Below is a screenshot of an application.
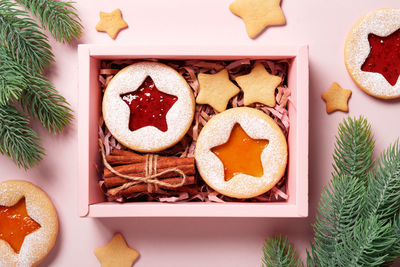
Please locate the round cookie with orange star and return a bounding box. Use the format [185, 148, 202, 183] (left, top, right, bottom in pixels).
[0, 180, 58, 267]
[102, 61, 195, 153]
[195, 107, 287, 199]
[345, 8, 400, 99]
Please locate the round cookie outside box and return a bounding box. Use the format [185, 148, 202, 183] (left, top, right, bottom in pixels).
[345, 8, 400, 99]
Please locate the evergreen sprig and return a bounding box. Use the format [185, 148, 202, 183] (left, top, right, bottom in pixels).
[262, 236, 302, 267]
[0, 46, 72, 133]
[362, 142, 400, 220]
[0, 0, 82, 168]
[263, 117, 400, 266]
[333, 116, 375, 181]
[21, 73, 72, 133]
[0, 58, 26, 105]
[16, 0, 82, 43]
[0, 104, 44, 169]
[311, 174, 365, 266]
[337, 217, 397, 266]
[0, 0, 53, 72]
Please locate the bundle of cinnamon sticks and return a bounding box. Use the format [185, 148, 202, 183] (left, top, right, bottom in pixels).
[103, 149, 198, 201]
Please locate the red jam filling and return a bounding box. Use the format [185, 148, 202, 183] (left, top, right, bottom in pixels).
[0, 198, 41, 253]
[120, 76, 178, 132]
[361, 28, 400, 86]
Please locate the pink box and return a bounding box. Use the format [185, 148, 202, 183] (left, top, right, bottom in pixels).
[78, 44, 309, 217]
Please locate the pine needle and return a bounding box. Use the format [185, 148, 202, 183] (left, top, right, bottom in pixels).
[362, 141, 400, 220]
[263, 236, 303, 267]
[0, 46, 72, 134]
[0, 104, 44, 169]
[16, 0, 83, 43]
[337, 216, 397, 266]
[21, 73, 73, 134]
[311, 174, 365, 266]
[0, 0, 54, 72]
[0, 59, 26, 105]
[333, 116, 375, 181]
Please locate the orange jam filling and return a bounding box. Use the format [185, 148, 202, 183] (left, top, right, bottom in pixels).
[211, 124, 269, 181]
[0, 198, 41, 253]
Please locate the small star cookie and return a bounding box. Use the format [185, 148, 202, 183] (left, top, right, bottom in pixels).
[229, 0, 286, 38]
[234, 63, 281, 107]
[196, 69, 240, 112]
[96, 9, 128, 39]
[94, 233, 139, 267]
[321, 82, 352, 114]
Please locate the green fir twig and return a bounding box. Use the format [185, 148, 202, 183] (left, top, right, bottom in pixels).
[262, 236, 302, 267]
[16, 0, 82, 43]
[0, 0, 81, 168]
[362, 141, 400, 220]
[0, 104, 44, 169]
[333, 116, 375, 181]
[0, 47, 72, 134]
[0, 58, 26, 105]
[0, 0, 53, 72]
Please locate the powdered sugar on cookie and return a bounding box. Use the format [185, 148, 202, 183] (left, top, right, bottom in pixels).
[195, 108, 287, 199]
[103, 62, 195, 152]
[0, 180, 58, 267]
[345, 8, 400, 98]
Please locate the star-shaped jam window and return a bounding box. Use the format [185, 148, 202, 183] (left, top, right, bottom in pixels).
[0, 198, 41, 253]
[361, 28, 400, 86]
[211, 123, 269, 181]
[120, 76, 178, 132]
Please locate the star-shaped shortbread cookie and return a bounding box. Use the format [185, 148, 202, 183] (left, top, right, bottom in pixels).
[235, 63, 281, 107]
[94, 233, 139, 267]
[96, 9, 128, 39]
[229, 0, 286, 38]
[321, 82, 352, 114]
[196, 69, 240, 112]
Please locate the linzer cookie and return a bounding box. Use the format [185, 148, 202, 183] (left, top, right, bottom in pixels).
[0, 180, 58, 267]
[103, 62, 195, 152]
[195, 107, 287, 199]
[345, 8, 400, 99]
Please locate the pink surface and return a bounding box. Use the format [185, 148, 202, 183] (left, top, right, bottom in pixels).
[1, 0, 400, 266]
[78, 44, 308, 218]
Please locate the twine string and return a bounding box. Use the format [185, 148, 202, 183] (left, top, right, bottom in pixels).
[99, 139, 187, 194]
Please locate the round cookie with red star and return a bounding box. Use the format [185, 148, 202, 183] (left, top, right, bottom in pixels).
[345, 8, 400, 99]
[103, 62, 195, 152]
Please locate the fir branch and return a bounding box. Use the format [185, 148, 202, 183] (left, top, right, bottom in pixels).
[0, 57, 26, 105]
[336, 217, 397, 267]
[0, 46, 72, 133]
[311, 174, 365, 266]
[333, 116, 375, 180]
[393, 213, 400, 258]
[16, 0, 83, 43]
[0, 0, 53, 72]
[263, 236, 303, 267]
[20, 73, 73, 133]
[0, 104, 44, 169]
[362, 142, 400, 220]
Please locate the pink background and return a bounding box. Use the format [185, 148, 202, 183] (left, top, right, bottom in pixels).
[1, 0, 400, 266]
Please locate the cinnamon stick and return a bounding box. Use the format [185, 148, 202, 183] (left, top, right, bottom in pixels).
[107, 181, 198, 200]
[104, 158, 195, 178]
[104, 175, 196, 189]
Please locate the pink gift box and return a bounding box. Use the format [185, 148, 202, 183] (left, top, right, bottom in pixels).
[78, 44, 309, 217]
